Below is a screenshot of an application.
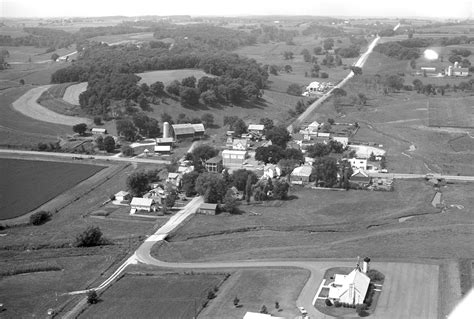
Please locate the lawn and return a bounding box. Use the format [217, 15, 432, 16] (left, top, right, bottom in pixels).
[79, 273, 226, 319]
[200, 268, 310, 319]
[0, 158, 104, 220]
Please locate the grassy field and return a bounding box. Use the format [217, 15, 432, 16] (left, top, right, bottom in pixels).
[89, 32, 156, 44]
[150, 180, 469, 263]
[428, 96, 474, 128]
[137, 69, 210, 86]
[0, 251, 123, 319]
[37, 83, 86, 116]
[79, 273, 226, 319]
[200, 268, 309, 319]
[0, 158, 104, 220]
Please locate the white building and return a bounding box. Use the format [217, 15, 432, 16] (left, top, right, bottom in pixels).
[232, 138, 249, 150]
[91, 128, 107, 134]
[114, 191, 131, 202]
[333, 136, 349, 147]
[348, 158, 367, 170]
[222, 149, 247, 168]
[130, 197, 156, 214]
[328, 262, 371, 305]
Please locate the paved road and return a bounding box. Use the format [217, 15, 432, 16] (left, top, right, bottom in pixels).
[368, 172, 474, 182]
[287, 35, 381, 133]
[11, 85, 93, 126]
[0, 149, 171, 165]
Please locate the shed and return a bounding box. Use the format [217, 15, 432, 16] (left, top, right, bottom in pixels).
[156, 137, 174, 146]
[290, 165, 314, 184]
[115, 191, 131, 202]
[91, 128, 107, 134]
[248, 124, 264, 132]
[154, 145, 172, 154]
[198, 203, 218, 215]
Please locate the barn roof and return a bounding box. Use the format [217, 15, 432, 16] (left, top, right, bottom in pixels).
[291, 165, 313, 177]
[192, 123, 205, 132]
[130, 197, 154, 207]
[248, 124, 264, 131]
[172, 123, 195, 135]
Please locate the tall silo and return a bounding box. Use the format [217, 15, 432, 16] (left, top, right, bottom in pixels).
[163, 122, 170, 138]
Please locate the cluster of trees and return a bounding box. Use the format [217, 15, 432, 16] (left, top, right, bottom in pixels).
[302, 24, 346, 37]
[153, 24, 256, 51]
[306, 140, 345, 158]
[116, 113, 160, 142]
[373, 41, 420, 60]
[251, 24, 299, 44]
[255, 145, 303, 165]
[335, 45, 360, 58]
[0, 28, 75, 49]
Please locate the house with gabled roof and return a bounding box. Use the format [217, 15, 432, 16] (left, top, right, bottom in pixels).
[350, 169, 371, 187]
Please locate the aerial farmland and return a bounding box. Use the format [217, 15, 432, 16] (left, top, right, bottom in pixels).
[0, 2, 473, 319]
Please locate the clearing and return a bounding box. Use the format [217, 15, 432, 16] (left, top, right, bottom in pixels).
[0, 158, 104, 220]
[78, 273, 226, 319]
[200, 268, 309, 319]
[428, 96, 474, 128]
[137, 69, 211, 86]
[62, 82, 88, 106]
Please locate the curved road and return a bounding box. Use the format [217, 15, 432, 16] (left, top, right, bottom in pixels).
[12, 85, 92, 126]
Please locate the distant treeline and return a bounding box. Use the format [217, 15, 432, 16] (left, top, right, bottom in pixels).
[374, 36, 474, 60]
[302, 24, 346, 37]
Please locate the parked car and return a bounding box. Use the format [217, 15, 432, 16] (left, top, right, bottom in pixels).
[298, 306, 307, 315]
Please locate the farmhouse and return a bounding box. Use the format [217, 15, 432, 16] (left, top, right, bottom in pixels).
[114, 191, 131, 202]
[348, 158, 367, 170]
[263, 164, 281, 179]
[91, 128, 107, 134]
[454, 67, 469, 77]
[248, 124, 265, 138]
[205, 156, 223, 173]
[130, 197, 156, 214]
[232, 138, 249, 150]
[333, 136, 349, 147]
[308, 121, 322, 133]
[351, 170, 371, 187]
[222, 149, 247, 168]
[167, 172, 181, 187]
[198, 203, 218, 215]
[328, 264, 371, 305]
[290, 165, 313, 184]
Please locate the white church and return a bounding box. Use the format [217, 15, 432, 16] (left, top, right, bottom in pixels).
[328, 257, 371, 305]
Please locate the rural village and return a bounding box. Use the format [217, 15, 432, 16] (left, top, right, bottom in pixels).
[0, 3, 473, 319]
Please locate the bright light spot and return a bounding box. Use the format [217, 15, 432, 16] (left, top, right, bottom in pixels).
[424, 49, 439, 60]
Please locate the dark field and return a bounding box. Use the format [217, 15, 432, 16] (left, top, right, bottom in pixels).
[0, 158, 103, 220]
[79, 273, 225, 319]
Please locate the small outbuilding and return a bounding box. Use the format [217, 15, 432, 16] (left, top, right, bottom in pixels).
[290, 165, 314, 184]
[350, 170, 371, 187]
[154, 145, 172, 154]
[198, 203, 218, 215]
[91, 128, 107, 135]
[115, 191, 131, 202]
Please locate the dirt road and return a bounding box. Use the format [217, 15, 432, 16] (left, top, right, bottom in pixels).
[12, 85, 92, 126]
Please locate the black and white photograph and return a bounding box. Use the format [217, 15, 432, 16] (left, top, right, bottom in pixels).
[0, 0, 473, 318]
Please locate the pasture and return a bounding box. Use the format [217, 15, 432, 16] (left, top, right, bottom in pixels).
[79, 273, 226, 319]
[428, 96, 474, 128]
[0, 158, 103, 220]
[201, 269, 309, 319]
